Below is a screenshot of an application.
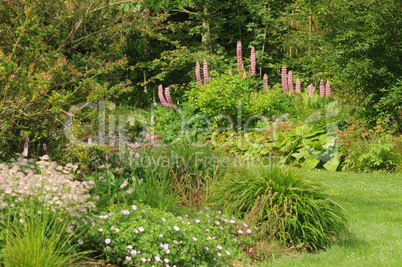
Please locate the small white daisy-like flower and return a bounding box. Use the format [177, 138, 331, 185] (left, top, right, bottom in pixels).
[174, 226, 180, 231]
[192, 237, 197, 241]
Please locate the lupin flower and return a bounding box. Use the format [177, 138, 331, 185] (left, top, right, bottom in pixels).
[203, 59, 209, 85]
[43, 143, 47, 151]
[319, 80, 325, 97]
[288, 71, 294, 95]
[326, 81, 331, 97]
[164, 87, 177, 111]
[195, 61, 202, 86]
[23, 141, 28, 157]
[237, 41, 243, 74]
[158, 85, 169, 108]
[250, 47, 256, 76]
[295, 79, 301, 93]
[281, 66, 288, 93]
[242, 72, 247, 79]
[263, 74, 268, 90]
[308, 84, 314, 98]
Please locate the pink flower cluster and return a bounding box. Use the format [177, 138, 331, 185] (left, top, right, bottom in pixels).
[158, 85, 177, 111]
[0, 156, 96, 219]
[250, 47, 256, 76]
[237, 41, 243, 74]
[281, 66, 288, 93]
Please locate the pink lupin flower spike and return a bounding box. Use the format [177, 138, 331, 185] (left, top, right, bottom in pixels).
[203, 59, 209, 85]
[237, 41, 243, 74]
[164, 87, 177, 111]
[319, 80, 325, 97]
[263, 74, 268, 90]
[195, 61, 202, 87]
[295, 79, 301, 93]
[23, 141, 28, 157]
[158, 84, 169, 108]
[281, 66, 288, 93]
[325, 81, 331, 97]
[288, 71, 294, 95]
[250, 47, 256, 76]
[308, 84, 314, 98]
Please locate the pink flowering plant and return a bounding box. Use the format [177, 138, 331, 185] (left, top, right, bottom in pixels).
[83, 203, 253, 266]
[0, 155, 96, 222]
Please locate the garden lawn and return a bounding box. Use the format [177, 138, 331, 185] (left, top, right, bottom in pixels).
[262, 170, 401, 267]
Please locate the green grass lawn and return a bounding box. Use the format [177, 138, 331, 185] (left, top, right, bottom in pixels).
[260, 170, 402, 267]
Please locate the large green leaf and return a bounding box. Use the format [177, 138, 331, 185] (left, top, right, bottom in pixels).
[323, 157, 340, 171]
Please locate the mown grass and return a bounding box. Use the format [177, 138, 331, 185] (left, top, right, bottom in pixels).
[259, 170, 401, 266]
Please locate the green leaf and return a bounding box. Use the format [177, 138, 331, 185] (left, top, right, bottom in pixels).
[323, 157, 340, 172]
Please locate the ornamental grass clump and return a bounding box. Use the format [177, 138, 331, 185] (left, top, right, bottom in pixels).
[215, 164, 348, 251]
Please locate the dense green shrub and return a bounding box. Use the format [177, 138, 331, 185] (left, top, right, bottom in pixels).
[186, 73, 290, 129]
[214, 164, 348, 251]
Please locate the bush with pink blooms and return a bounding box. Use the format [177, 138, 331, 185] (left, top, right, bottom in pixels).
[0, 155, 96, 223]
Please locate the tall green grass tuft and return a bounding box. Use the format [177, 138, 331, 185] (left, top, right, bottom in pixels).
[1, 203, 86, 267]
[215, 164, 348, 251]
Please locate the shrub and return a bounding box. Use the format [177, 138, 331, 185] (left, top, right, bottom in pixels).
[214, 164, 348, 251]
[0, 155, 96, 220]
[186, 73, 289, 128]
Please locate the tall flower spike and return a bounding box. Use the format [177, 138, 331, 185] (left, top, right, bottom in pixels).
[288, 71, 294, 95]
[295, 79, 301, 93]
[308, 84, 314, 98]
[203, 59, 209, 85]
[263, 74, 268, 90]
[237, 41, 243, 75]
[250, 47, 256, 76]
[164, 87, 177, 111]
[281, 66, 288, 93]
[23, 141, 28, 157]
[195, 61, 202, 87]
[319, 80, 325, 97]
[158, 84, 169, 108]
[325, 81, 331, 97]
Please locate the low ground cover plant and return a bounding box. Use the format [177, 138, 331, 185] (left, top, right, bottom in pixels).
[82, 203, 249, 266]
